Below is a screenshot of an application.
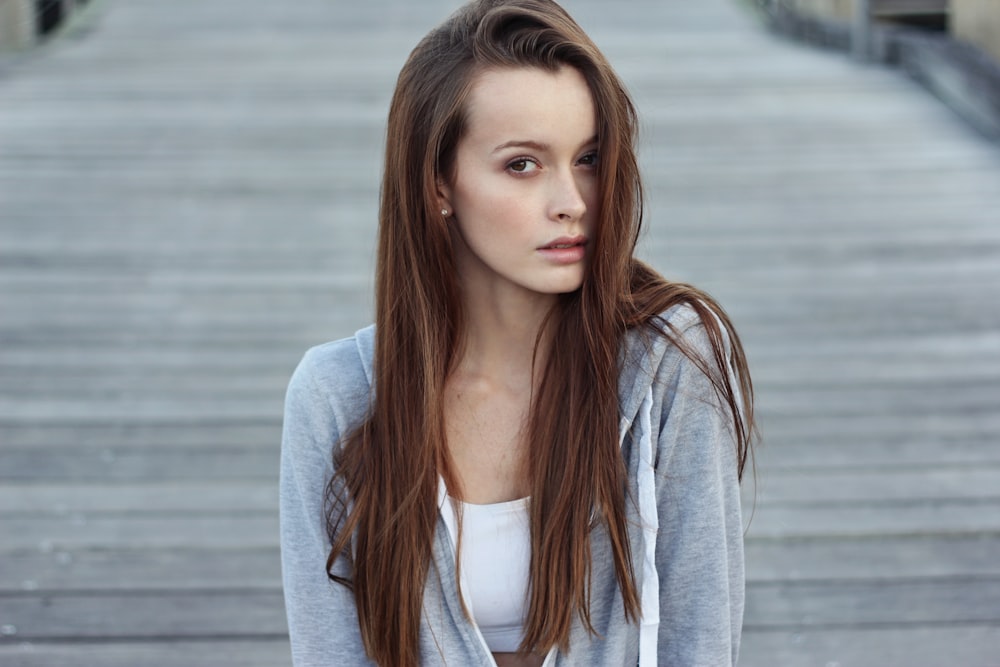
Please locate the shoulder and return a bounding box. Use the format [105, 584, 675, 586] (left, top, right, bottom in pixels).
[621, 303, 716, 374]
[293, 325, 374, 391]
[284, 325, 375, 436]
[619, 303, 732, 416]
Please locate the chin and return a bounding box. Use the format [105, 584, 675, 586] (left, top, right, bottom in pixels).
[548, 280, 585, 295]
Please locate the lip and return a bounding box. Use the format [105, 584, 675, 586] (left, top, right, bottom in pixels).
[538, 235, 588, 250]
[537, 235, 588, 264]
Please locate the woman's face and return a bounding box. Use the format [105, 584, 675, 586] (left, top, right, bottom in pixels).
[440, 65, 599, 308]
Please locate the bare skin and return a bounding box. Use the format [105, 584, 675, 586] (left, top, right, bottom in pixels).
[442, 304, 546, 667]
[439, 65, 597, 667]
[493, 652, 546, 667]
[443, 278, 546, 667]
[440, 65, 596, 506]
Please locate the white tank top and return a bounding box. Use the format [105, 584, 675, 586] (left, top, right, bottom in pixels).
[442, 495, 531, 653]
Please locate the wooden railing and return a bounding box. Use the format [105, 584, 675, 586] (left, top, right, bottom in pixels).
[872, 0, 949, 16]
[853, 0, 950, 60]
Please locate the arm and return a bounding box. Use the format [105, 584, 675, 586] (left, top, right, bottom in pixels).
[653, 322, 745, 666]
[279, 347, 373, 666]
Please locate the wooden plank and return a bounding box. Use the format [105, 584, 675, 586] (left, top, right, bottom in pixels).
[757, 385, 1000, 416]
[750, 438, 1000, 470]
[0, 548, 281, 592]
[750, 467, 1000, 503]
[0, 446, 280, 481]
[0, 424, 278, 448]
[1, 0, 999, 663]
[0, 516, 278, 550]
[754, 414, 1000, 443]
[0, 404, 283, 422]
[745, 501, 1000, 539]
[745, 578, 1000, 627]
[0, 591, 287, 640]
[872, 0, 949, 17]
[0, 640, 292, 667]
[0, 482, 278, 513]
[745, 535, 1000, 581]
[741, 625, 1000, 667]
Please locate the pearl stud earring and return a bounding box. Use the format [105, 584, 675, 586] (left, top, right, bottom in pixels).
[441, 209, 449, 216]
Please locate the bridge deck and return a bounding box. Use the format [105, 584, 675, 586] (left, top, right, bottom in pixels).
[1, 0, 998, 664]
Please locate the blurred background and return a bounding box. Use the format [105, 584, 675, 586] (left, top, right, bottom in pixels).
[1, 0, 999, 665]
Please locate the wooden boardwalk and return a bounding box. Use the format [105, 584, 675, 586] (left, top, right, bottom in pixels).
[1, 0, 998, 665]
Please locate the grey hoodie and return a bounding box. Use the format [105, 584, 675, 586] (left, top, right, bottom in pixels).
[280, 305, 744, 666]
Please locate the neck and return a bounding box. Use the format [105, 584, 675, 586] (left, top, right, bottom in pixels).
[455, 290, 557, 387]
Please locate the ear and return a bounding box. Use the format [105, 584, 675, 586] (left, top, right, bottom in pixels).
[436, 176, 454, 217]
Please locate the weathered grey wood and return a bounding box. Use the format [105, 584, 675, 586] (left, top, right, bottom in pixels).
[746, 535, 1000, 581]
[745, 578, 1000, 627]
[854, 0, 873, 60]
[745, 501, 1000, 539]
[0, 482, 278, 512]
[0, 548, 281, 592]
[1, 515, 278, 550]
[872, 0, 949, 16]
[0, 591, 287, 639]
[1, 0, 999, 663]
[0, 640, 292, 667]
[0, 424, 277, 448]
[0, 446, 280, 480]
[0, 0, 36, 50]
[741, 625, 1000, 667]
[750, 467, 1000, 503]
[751, 439, 1000, 469]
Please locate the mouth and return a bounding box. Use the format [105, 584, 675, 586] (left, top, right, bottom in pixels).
[537, 235, 589, 265]
[539, 236, 588, 250]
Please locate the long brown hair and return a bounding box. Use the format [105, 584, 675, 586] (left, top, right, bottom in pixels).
[325, 1, 754, 664]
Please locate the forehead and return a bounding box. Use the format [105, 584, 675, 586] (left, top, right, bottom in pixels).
[462, 66, 596, 147]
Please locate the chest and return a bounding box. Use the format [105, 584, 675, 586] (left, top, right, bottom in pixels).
[443, 381, 531, 504]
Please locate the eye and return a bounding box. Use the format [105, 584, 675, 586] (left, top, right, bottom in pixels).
[507, 158, 539, 174]
[577, 151, 599, 168]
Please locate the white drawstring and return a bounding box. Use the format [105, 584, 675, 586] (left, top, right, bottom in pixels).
[622, 387, 659, 666]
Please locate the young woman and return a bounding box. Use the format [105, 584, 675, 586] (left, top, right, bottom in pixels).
[280, 1, 754, 665]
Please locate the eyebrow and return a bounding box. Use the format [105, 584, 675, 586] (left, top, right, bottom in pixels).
[491, 135, 598, 154]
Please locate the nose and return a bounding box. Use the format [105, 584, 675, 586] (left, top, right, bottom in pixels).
[548, 169, 587, 223]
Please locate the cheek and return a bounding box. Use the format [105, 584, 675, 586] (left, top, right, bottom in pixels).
[452, 172, 496, 215]
[454, 175, 525, 222]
